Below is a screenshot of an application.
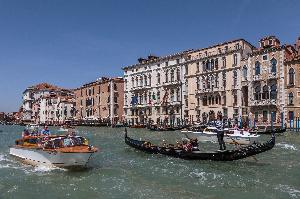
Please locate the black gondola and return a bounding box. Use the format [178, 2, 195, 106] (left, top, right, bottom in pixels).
[250, 126, 286, 134]
[124, 130, 275, 161]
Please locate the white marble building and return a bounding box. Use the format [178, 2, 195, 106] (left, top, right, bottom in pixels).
[123, 52, 191, 126]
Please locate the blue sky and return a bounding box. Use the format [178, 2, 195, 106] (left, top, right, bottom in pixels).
[0, 0, 299, 112]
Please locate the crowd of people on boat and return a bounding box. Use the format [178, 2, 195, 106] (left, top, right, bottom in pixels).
[142, 138, 199, 152]
[20, 125, 89, 149]
[22, 126, 51, 137]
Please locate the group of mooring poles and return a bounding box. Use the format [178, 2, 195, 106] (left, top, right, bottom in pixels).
[289, 117, 300, 132]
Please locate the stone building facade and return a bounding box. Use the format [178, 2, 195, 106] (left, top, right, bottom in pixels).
[186, 39, 254, 123]
[246, 36, 286, 124]
[284, 38, 300, 123]
[123, 53, 190, 126]
[74, 77, 124, 125]
[21, 83, 75, 124]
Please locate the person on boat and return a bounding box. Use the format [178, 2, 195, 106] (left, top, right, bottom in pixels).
[176, 141, 183, 149]
[22, 129, 30, 137]
[161, 140, 167, 147]
[191, 138, 199, 151]
[217, 129, 226, 150]
[41, 126, 51, 136]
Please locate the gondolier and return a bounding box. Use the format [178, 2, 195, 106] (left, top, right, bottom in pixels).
[217, 129, 226, 150]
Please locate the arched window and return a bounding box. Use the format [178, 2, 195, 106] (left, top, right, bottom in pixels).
[157, 91, 160, 103]
[148, 74, 151, 86]
[131, 77, 134, 87]
[289, 68, 295, 85]
[135, 77, 138, 87]
[176, 68, 180, 81]
[171, 89, 175, 102]
[233, 70, 237, 86]
[215, 58, 218, 70]
[196, 77, 200, 90]
[288, 92, 294, 105]
[233, 54, 238, 65]
[170, 69, 175, 82]
[176, 88, 180, 101]
[270, 58, 277, 73]
[144, 74, 147, 86]
[165, 70, 169, 82]
[255, 61, 260, 75]
[222, 57, 226, 68]
[254, 85, 261, 100]
[270, 84, 277, 100]
[242, 65, 248, 80]
[203, 96, 207, 106]
[211, 59, 214, 70]
[202, 61, 206, 72]
[206, 61, 210, 71]
[139, 76, 143, 87]
[157, 72, 160, 84]
[262, 85, 269, 99]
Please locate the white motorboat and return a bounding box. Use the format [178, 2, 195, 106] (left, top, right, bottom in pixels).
[9, 134, 98, 168]
[183, 126, 260, 145]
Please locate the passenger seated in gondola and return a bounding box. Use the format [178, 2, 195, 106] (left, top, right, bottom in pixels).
[161, 140, 167, 147]
[175, 141, 183, 149]
[191, 138, 199, 151]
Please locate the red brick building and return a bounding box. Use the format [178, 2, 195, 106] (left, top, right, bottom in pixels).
[74, 77, 124, 125]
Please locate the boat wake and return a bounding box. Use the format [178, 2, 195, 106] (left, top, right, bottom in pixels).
[275, 184, 300, 198]
[276, 143, 297, 151]
[0, 152, 66, 173]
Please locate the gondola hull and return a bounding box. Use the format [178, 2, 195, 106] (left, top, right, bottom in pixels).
[125, 132, 275, 161]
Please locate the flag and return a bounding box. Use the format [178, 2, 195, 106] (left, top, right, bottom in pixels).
[131, 96, 138, 105]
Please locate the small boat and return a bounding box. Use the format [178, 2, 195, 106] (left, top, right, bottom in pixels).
[129, 124, 146, 128]
[183, 126, 260, 145]
[250, 125, 286, 134]
[148, 125, 176, 131]
[124, 129, 275, 161]
[10, 134, 98, 169]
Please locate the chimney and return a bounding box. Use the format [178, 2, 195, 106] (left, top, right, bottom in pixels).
[296, 37, 300, 55]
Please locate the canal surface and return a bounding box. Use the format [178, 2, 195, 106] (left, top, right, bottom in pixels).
[0, 125, 300, 199]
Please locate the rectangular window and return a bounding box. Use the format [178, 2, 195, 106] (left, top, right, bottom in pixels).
[165, 61, 168, 66]
[263, 110, 268, 122]
[223, 108, 228, 117]
[254, 112, 258, 121]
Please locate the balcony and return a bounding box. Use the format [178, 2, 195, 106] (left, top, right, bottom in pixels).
[253, 74, 262, 81]
[250, 99, 277, 106]
[131, 85, 152, 91]
[162, 80, 181, 87]
[268, 72, 277, 79]
[195, 87, 222, 95]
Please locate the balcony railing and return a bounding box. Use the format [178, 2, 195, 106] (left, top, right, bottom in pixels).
[253, 74, 262, 81]
[162, 80, 181, 86]
[250, 99, 277, 106]
[268, 72, 277, 79]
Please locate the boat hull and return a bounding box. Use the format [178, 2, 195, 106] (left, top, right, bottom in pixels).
[9, 146, 94, 168]
[184, 132, 259, 145]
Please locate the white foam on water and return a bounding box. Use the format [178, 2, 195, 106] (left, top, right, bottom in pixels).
[277, 143, 297, 151]
[0, 154, 6, 161]
[275, 184, 300, 198]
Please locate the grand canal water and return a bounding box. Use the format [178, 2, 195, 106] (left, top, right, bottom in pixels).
[0, 125, 300, 199]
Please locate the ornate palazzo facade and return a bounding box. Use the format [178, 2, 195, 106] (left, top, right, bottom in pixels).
[186, 39, 254, 123]
[247, 36, 285, 123]
[123, 53, 190, 126]
[284, 38, 300, 122]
